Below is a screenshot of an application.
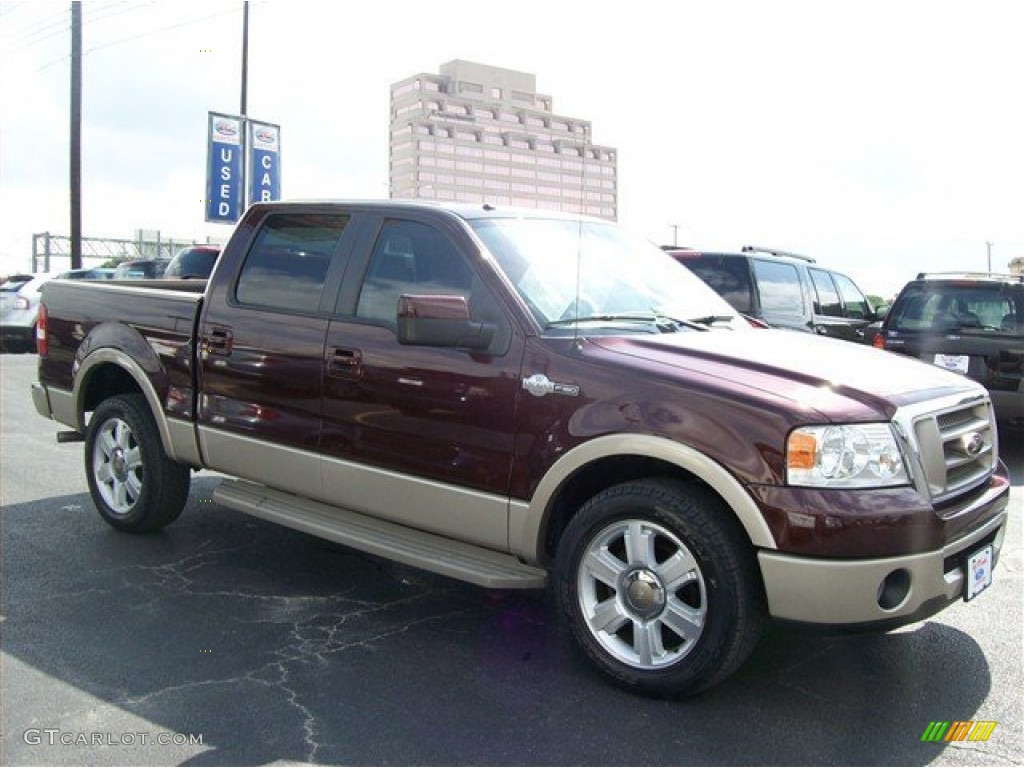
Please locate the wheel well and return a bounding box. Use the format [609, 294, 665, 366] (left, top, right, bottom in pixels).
[80, 363, 143, 416]
[541, 455, 740, 564]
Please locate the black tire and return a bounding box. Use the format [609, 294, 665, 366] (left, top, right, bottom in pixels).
[84, 393, 190, 533]
[554, 478, 766, 697]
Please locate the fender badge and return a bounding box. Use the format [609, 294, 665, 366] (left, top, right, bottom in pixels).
[522, 373, 580, 398]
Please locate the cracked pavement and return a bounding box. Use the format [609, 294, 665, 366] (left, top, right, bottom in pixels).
[3, 354, 1022, 766]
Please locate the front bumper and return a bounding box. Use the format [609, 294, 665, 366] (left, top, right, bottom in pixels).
[759, 508, 1008, 626]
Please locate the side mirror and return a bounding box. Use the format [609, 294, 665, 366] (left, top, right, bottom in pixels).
[397, 294, 495, 351]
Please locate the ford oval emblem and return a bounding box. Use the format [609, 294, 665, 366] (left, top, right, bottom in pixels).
[962, 432, 985, 457]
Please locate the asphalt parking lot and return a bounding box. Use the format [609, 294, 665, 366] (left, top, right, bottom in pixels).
[2, 352, 1021, 766]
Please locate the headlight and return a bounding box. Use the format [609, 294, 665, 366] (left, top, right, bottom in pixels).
[786, 424, 909, 488]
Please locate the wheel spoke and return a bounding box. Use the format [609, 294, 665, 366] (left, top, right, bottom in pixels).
[98, 428, 118, 457]
[633, 621, 665, 667]
[95, 459, 114, 484]
[589, 596, 629, 634]
[124, 446, 142, 471]
[656, 549, 699, 592]
[112, 478, 129, 509]
[114, 421, 133, 451]
[659, 596, 705, 642]
[125, 472, 142, 503]
[582, 547, 626, 588]
[624, 521, 656, 567]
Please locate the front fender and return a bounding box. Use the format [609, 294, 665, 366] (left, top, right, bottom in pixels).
[509, 433, 777, 563]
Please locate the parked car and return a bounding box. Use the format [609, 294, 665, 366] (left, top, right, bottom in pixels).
[871, 272, 1024, 427]
[56, 267, 114, 280]
[666, 246, 884, 341]
[112, 258, 171, 279]
[163, 245, 220, 279]
[0, 273, 53, 352]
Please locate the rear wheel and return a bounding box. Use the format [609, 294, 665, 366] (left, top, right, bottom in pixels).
[85, 393, 190, 532]
[555, 478, 765, 697]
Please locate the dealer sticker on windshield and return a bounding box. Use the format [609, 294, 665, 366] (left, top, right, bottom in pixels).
[934, 354, 969, 375]
[965, 545, 993, 601]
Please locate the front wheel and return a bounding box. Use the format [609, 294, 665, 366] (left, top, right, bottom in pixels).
[84, 393, 190, 533]
[555, 479, 765, 697]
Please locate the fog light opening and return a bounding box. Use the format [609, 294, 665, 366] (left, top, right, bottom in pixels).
[877, 569, 911, 611]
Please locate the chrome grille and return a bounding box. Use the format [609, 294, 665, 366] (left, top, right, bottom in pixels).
[911, 399, 997, 503]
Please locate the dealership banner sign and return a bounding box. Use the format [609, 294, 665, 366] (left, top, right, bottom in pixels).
[205, 112, 244, 223]
[248, 121, 281, 205]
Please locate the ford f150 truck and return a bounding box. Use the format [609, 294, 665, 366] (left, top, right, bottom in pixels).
[32, 201, 1010, 697]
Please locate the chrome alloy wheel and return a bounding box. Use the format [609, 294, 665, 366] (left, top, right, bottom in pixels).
[91, 415, 143, 515]
[577, 519, 707, 669]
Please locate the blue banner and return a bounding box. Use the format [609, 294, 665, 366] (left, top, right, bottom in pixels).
[205, 112, 244, 223]
[248, 121, 281, 205]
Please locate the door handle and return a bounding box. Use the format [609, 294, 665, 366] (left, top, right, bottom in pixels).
[203, 327, 234, 355]
[327, 347, 362, 379]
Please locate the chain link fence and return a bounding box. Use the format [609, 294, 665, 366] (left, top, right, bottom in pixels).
[31, 231, 220, 273]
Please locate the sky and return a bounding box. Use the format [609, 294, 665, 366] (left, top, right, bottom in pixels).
[1, 0, 1021, 298]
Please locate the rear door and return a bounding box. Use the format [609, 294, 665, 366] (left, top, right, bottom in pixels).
[320, 213, 524, 549]
[750, 258, 809, 331]
[808, 268, 873, 341]
[196, 209, 357, 498]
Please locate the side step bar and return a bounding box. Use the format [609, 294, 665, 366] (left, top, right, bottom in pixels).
[213, 480, 548, 589]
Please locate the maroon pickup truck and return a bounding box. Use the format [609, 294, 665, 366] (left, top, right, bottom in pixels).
[32, 201, 1010, 697]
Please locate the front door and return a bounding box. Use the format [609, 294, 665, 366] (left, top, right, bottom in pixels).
[320, 215, 524, 549]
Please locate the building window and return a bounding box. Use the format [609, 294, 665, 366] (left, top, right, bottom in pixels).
[491, 87, 502, 99]
[460, 81, 483, 94]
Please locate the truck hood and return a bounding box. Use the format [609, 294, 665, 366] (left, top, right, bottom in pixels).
[587, 329, 985, 421]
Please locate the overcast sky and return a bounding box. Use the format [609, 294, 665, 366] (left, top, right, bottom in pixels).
[1, 0, 1021, 296]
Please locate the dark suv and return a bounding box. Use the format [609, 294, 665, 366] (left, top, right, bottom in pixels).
[872, 272, 1024, 426]
[667, 246, 883, 341]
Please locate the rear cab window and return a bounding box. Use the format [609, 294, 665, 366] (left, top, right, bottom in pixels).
[235, 213, 350, 312]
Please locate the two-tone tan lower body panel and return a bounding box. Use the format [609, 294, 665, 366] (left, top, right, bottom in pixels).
[759, 510, 1008, 625]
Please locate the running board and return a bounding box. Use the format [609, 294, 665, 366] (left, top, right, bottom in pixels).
[213, 480, 548, 589]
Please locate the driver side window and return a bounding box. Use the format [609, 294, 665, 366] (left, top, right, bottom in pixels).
[356, 220, 474, 324]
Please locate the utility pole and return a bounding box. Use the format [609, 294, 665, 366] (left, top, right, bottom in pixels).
[986, 241, 993, 273]
[670, 224, 680, 248]
[70, 2, 82, 269]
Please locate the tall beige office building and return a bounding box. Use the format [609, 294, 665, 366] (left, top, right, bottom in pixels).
[389, 60, 617, 220]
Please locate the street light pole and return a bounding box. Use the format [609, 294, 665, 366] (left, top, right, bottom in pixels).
[240, 1, 249, 118]
[986, 241, 993, 273]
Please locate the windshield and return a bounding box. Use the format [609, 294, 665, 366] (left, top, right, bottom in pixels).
[469, 217, 743, 331]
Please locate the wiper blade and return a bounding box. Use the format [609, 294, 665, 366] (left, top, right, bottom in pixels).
[688, 315, 735, 327]
[546, 313, 663, 328]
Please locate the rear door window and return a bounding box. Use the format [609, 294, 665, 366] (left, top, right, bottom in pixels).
[235, 213, 349, 312]
[751, 259, 804, 318]
[809, 268, 843, 317]
[682, 256, 754, 314]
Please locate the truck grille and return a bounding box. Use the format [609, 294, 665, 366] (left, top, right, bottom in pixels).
[911, 400, 997, 504]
